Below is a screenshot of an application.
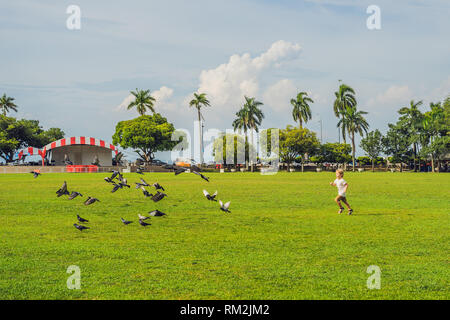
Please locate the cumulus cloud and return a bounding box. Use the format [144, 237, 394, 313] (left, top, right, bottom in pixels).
[195, 40, 302, 111]
[263, 79, 298, 112]
[367, 85, 414, 108]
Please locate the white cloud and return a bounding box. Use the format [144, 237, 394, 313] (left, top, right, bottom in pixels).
[263, 79, 297, 112]
[367, 85, 414, 108]
[196, 40, 302, 111]
[431, 76, 450, 101]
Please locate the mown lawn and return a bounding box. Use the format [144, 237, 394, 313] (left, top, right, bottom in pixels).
[0, 171, 448, 299]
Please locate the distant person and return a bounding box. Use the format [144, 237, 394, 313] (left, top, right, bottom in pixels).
[330, 169, 353, 215]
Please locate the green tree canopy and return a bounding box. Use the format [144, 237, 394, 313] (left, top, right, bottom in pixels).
[382, 123, 412, 171]
[112, 114, 179, 164]
[0, 115, 64, 162]
[311, 142, 352, 166]
[279, 125, 320, 171]
[360, 129, 383, 171]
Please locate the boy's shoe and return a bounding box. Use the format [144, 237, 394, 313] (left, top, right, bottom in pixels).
[338, 207, 344, 214]
[348, 209, 353, 215]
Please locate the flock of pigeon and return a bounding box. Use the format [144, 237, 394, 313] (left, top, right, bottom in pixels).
[31, 164, 231, 232]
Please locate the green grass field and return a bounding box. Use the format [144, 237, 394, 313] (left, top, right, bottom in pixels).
[0, 171, 448, 300]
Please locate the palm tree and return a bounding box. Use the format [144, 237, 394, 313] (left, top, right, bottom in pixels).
[333, 83, 356, 143]
[291, 92, 313, 128]
[0, 94, 18, 116]
[232, 104, 250, 169]
[189, 93, 210, 165]
[244, 96, 264, 171]
[127, 89, 156, 116]
[398, 100, 423, 172]
[338, 106, 369, 171]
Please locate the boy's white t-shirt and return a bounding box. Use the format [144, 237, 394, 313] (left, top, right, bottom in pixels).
[334, 178, 347, 197]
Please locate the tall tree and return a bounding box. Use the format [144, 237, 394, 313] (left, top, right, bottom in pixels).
[189, 93, 210, 165]
[382, 123, 412, 172]
[398, 100, 424, 171]
[244, 96, 264, 171]
[279, 125, 320, 172]
[420, 99, 449, 172]
[338, 106, 369, 171]
[232, 104, 250, 169]
[360, 129, 383, 172]
[0, 94, 18, 116]
[127, 89, 156, 116]
[291, 92, 313, 129]
[333, 83, 356, 143]
[112, 114, 179, 164]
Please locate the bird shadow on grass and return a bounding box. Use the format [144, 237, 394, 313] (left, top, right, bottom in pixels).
[362, 212, 398, 216]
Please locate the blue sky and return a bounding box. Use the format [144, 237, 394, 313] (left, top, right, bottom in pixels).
[1, 0, 449, 162]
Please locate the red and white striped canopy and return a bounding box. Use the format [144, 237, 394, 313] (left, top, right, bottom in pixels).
[43, 137, 118, 154]
[18, 147, 47, 160]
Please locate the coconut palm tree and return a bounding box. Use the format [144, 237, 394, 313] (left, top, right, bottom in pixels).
[127, 89, 156, 116]
[0, 94, 18, 116]
[245, 96, 264, 171]
[291, 92, 313, 128]
[398, 100, 423, 172]
[232, 104, 250, 169]
[338, 106, 369, 171]
[189, 93, 210, 165]
[333, 84, 356, 143]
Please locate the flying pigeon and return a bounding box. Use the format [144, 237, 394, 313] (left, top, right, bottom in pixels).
[152, 182, 165, 191]
[110, 170, 122, 181]
[56, 181, 69, 197]
[111, 183, 122, 193]
[139, 219, 151, 227]
[84, 197, 100, 205]
[192, 170, 209, 182]
[151, 191, 167, 202]
[219, 200, 231, 213]
[138, 214, 150, 220]
[119, 182, 130, 188]
[175, 167, 187, 175]
[140, 178, 150, 186]
[121, 218, 133, 225]
[203, 190, 218, 201]
[136, 167, 144, 175]
[68, 191, 83, 200]
[148, 210, 166, 217]
[77, 214, 89, 223]
[73, 223, 90, 231]
[30, 170, 41, 178]
[104, 177, 114, 183]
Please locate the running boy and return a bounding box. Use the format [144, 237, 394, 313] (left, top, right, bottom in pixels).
[330, 169, 353, 215]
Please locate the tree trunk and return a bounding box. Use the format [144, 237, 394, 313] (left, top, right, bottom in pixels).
[431, 154, 435, 173]
[351, 132, 355, 172]
[299, 119, 302, 129]
[250, 129, 254, 172]
[413, 143, 417, 172]
[198, 109, 203, 165]
[301, 157, 304, 172]
[245, 131, 249, 170]
[372, 159, 375, 172]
